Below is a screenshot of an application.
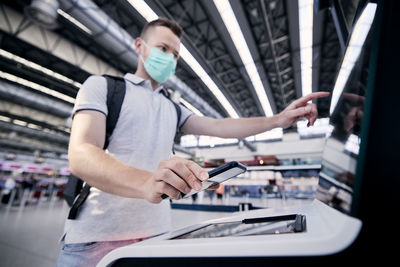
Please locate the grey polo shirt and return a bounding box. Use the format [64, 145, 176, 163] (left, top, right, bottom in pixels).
[63, 73, 193, 244]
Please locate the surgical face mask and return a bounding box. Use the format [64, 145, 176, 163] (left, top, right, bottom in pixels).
[140, 40, 177, 83]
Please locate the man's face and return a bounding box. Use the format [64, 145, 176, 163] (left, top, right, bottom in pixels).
[138, 26, 181, 64]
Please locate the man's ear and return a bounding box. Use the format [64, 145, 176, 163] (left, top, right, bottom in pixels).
[134, 38, 142, 54]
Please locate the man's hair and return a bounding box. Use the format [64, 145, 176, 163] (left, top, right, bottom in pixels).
[140, 18, 183, 39]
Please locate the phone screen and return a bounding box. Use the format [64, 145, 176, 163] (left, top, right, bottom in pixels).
[162, 161, 247, 199]
[182, 165, 246, 198]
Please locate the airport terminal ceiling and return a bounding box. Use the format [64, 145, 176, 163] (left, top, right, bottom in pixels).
[0, 0, 360, 158]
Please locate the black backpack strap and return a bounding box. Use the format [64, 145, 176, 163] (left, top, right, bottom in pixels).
[161, 90, 182, 154]
[68, 183, 91, 219]
[171, 101, 181, 154]
[103, 75, 126, 149]
[68, 75, 126, 220]
[63, 174, 83, 207]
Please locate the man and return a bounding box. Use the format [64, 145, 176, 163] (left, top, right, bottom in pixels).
[57, 18, 329, 266]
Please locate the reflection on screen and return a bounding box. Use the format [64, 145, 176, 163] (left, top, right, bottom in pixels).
[316, 3, 376, 214]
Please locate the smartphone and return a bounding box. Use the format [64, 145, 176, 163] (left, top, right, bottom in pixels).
[161, 161, 247, 200]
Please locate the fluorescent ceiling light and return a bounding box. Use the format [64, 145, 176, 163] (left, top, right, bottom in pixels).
[126, 0, 239, 118]
[214, 0, 273, 117]
[297, 117, 333, 137]
[12, 119, 27, 126]
[0, 70, 75, 103]
[127, 0, 158, 21]
[299, 0, 314, 97]
[27, 123, 42, 130]
[0, 48, 81, 88]
[244, 128, 283, 141]
[198, 135, 237, 147]
[179, 46, 239, 118]
[344, 134, 360, 155]
[330, 3, 377, 114]
[57, 9, 92, 35]
[181, 135, 237, 148]
[180, 134, 198, 147]
[179, 97, 204, 116]
[254, 127, 283, 141]
[245, 136, 255, 142]
[0, 115, 11, 122]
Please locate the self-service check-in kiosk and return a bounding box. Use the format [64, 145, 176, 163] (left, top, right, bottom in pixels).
[98, 1, 399, 266]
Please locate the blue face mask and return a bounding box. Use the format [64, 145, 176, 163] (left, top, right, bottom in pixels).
[141, 41, 177, 83]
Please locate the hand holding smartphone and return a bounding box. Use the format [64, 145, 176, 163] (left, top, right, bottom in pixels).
[161, 161, 247, 200]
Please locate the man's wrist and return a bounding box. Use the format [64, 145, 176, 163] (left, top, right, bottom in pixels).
[267, 113, 282, 129]
[118, 166, 152, 199]
[136, 171, 153, 200]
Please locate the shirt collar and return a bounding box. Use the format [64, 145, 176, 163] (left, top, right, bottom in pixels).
[124, 73, 167, 95]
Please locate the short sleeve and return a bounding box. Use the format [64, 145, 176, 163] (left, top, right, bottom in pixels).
[72, 75, 108, 117]
[178, 103, 194, 129]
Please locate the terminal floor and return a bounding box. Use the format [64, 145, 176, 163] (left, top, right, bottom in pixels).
[0, 196, 312, 267]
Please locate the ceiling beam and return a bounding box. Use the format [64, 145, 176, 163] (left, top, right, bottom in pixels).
[259, 0, 287, 107]
[0, 4, 122, 77]
[0, 101, 69, 128]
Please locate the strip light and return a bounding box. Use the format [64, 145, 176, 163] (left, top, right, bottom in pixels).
[12, 119, 27, 127]
[127, 0, 158, 21]
[0, 49, 81, 88]
[297, 117, 333, 137]
[330, 3, 377, 114]
[179, 46, 239, 118]
[0, 111, 69, 133]
[214, 0, 273, 117]
[57, 9, 92, 35]
[0, 71, 75, 104]
[0, 115, 11, 122]
[299, 0, 314, 97]
[179, 97, 204, 116]
[126, 0, 239, 118]
[344, 134, 360, 155]
[254, 127, 283, 141]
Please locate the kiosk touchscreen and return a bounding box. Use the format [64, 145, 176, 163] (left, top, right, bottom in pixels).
[97, 1, 382, 266]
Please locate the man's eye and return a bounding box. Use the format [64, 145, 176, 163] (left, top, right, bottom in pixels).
[161, 46, 167, 52]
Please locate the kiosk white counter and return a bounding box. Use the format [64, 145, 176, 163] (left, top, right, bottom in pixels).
[97, 199, 361, 266]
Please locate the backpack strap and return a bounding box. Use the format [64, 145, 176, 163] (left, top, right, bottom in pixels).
[160, 90, 182, 154]
[68, 183, 91, 219]
[68, 75, 126, 220]
[103, 75, 126, 149]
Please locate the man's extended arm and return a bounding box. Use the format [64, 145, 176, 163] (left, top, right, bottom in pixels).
[181, 92, 330, 138]
[69, 92, 329, 203]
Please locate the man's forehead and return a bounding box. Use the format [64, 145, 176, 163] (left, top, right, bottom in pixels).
[145, 26, 180, 50]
